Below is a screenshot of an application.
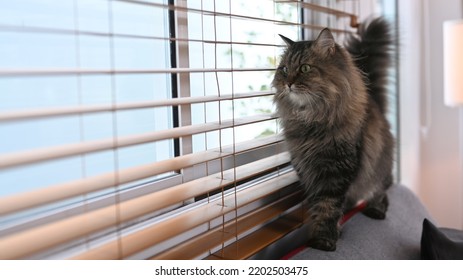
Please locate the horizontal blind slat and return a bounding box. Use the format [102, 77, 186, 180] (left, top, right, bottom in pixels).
[294, 0, 359, 28]
[0, 24, 282, 47]
[0, 135, 285, 215]
[151, 190, 303, 260]
[277, 0, 357, 18]
[0, 91, 273, 122]
[0, 67, 275, 77]
[0, 154, 292, 260]
[208, 207, 303, 260]
[0, 150, 221, 216]
[69, 171, 298, 260]
[0, 122, 218, 169]
[0, 114, 276, 169]
[117, 0, 298, 26]
[115, 0, 354, 34]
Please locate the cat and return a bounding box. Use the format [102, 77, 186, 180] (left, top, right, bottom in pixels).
[272, 18, 394, 251]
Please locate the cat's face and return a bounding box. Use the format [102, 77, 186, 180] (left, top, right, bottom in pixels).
[273, 29, 351, 109]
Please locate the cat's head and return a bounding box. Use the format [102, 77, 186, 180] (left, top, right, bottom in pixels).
[273, 29, 360, 111]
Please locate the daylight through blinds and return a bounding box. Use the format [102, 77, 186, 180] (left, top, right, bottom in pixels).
[0, 0, 372, 259]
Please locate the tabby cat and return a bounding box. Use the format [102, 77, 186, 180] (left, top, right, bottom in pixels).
[272, 18, 394, 251]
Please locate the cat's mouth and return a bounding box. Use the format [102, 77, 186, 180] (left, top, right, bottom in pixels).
[287, 85, 298, 93]
[287, 86, 305, 95]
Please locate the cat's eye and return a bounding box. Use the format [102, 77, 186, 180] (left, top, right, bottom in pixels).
[300, 64, 311, 73]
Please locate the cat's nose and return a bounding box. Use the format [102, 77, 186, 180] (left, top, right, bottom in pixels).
[287, 83, 293, 89]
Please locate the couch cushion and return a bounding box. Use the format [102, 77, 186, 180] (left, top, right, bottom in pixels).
[289, 185, 432, 260]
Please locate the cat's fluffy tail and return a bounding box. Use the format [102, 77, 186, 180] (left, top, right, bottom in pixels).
[345, 17, 394, 114]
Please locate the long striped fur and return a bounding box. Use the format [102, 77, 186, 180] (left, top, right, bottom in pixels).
[272, 18, 394, 251]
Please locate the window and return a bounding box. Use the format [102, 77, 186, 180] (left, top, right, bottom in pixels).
[0, 0, 174, 201]
[0, 0, 393, 260]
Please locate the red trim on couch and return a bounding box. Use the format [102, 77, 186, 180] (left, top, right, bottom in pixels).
[281, 201, 367, 260]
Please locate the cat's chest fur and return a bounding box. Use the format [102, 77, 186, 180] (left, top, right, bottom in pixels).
[280, 106, 362, 141]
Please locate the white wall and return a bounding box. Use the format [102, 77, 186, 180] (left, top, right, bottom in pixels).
[399, 0, 463, 229]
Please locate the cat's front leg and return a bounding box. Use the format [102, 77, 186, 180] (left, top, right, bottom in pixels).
[362, 191, 389, 220]
[305, 197, 344, 251]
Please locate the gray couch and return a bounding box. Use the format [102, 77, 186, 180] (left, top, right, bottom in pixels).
[289, 185, 432, 259]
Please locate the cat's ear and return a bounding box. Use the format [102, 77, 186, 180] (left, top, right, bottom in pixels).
[279, 34, 295, 47]
[314, 28, 335, 55]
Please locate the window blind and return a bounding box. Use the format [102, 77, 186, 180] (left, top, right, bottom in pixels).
[0, 0, 372, 260]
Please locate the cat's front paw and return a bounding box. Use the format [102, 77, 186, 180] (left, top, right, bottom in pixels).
[306, 217, 340, 251]
[307, 237, 337, 251]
